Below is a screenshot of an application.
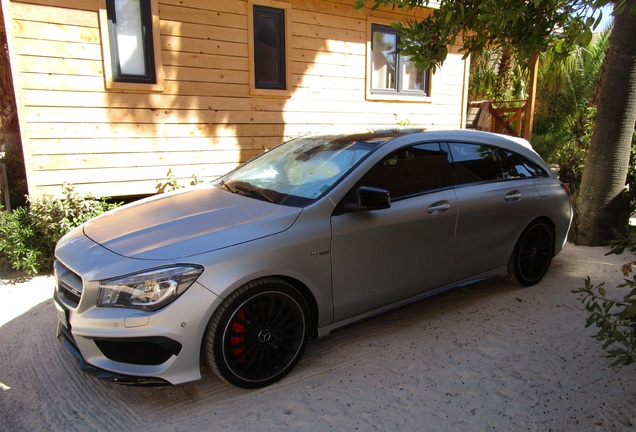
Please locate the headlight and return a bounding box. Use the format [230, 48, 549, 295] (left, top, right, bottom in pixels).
[98, 265, 203, 311]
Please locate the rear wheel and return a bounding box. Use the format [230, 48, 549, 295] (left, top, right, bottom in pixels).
[203, 278, 310, 388]
[507, 220, 554, 286]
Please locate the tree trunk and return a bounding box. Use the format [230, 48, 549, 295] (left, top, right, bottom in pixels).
[575, 0, 636, 246]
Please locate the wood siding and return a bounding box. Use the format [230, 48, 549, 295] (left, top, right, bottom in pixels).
[3, 0, 469, 197]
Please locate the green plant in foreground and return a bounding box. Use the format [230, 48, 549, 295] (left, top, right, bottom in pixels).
[0, 183, 120, 275]
[573, 227, 636, 366]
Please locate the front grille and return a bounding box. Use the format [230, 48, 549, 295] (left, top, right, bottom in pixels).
[55, 261, 83, 308]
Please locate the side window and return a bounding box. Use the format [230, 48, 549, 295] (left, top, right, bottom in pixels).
[105, 0, 156, 83]
[359, 143, 453, 200]
[449, 143, 503, 185]
[497, 149, 549, 179]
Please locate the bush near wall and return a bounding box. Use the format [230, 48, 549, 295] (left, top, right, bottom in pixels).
[0, 184, 120, 275]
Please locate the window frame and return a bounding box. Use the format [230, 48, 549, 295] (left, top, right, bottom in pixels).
[248, 0, 293, 97]
[99, 0, 164, 92]
[366, 21, 432, 102]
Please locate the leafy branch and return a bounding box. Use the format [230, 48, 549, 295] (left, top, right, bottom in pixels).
[354, 0, 635, 72]
[573, 227, 636, 366]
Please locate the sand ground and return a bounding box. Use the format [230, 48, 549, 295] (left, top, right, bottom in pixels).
[1, 243, 635, 431]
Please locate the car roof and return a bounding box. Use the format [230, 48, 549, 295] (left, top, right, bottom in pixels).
[310, 128, 547, 171]
[313, 128, 533, 151]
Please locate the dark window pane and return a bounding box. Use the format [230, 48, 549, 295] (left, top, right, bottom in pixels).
[449, 143, 503, 184]
[360, 143, 453, 199]
[254, 6, 286, 90]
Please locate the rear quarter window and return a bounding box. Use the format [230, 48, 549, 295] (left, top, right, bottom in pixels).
[449, 142, 548, 186]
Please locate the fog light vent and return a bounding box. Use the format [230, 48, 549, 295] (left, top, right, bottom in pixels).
[93, 337, 182, 366]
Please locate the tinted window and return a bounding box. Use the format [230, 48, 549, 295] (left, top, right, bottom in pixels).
[449, 143, 503, 184]
[450, 143, 549, 185]
[359, 143, 453, 199]
[498, 149, 548, 179]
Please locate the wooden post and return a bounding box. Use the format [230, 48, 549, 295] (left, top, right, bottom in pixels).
[0, 162, 10, 211]
[523, 52, 540, 141]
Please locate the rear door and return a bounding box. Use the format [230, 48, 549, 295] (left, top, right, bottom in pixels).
[448, 142, 549, 282]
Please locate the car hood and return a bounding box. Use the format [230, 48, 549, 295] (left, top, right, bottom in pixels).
[83, 186, 302, 260]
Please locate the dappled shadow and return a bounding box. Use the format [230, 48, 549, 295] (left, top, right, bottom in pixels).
[7, 0, 441, 197]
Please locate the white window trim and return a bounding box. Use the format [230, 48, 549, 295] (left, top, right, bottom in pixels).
[366, 18, 433, 103]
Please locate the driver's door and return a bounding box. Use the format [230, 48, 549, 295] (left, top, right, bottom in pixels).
[330, 143, 458, 321]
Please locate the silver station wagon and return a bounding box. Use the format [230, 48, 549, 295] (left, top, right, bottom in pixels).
[54, 129, 572, 388]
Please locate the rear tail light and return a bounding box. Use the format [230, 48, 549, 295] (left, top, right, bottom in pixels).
[560, 182, 571, 197]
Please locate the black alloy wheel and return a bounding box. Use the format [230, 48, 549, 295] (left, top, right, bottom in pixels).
[507, 220, 554, 286]
[204, 278, 310, 389]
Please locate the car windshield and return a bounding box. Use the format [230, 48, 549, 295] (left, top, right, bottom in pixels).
[214, 131, 398, 207]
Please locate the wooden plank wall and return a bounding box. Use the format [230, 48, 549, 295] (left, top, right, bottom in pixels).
[5, 0, 468, 197]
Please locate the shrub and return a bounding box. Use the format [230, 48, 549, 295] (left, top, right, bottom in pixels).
[573, 227, 636, 367]
[0, 184, 120, 275]
[0, 206, 44, 274]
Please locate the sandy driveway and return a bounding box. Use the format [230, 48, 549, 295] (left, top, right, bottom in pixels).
[1, 243, 635, 432]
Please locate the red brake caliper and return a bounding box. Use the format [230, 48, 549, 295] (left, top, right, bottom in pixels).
[230, 310, 246, 362]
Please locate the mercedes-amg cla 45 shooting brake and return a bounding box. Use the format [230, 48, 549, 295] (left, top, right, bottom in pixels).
[54, 129, 572, 388]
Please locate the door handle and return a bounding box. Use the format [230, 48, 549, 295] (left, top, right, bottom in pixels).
[427, 200, 451, 214]
[505, 191, 521, 202]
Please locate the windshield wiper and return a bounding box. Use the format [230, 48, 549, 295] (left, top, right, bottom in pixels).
[234, 184, 275, 203]
[219, 180, 236, 193]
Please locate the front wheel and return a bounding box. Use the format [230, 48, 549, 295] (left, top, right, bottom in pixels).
[203, 278, 310, 389]
[507, 220, 554, 286]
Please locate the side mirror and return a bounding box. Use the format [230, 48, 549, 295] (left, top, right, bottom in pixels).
[345, 186, 391, 212]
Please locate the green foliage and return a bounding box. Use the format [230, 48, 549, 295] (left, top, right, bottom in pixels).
[354, 0, 624, 73]
[573, 227, 636, 366]
[0, 206, 43, 274]
[532, 29, 610, 189]
[468, 47, 528, 102]
[156, 169, 203, 194]
[0, 184, 120, 275]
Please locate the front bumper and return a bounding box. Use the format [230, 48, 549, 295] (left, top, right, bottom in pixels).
[55, 312, 169, 386]
[53, 260, 222, 386]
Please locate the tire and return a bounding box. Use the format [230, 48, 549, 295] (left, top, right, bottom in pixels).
[506, 220, 554, 286]
[203, 278, 310, 389]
